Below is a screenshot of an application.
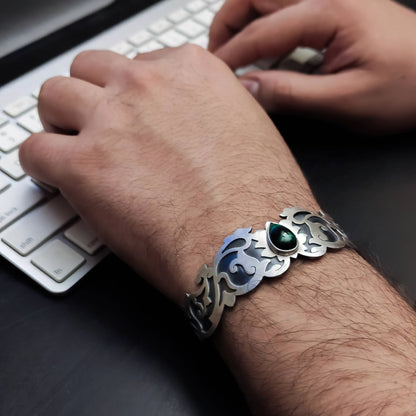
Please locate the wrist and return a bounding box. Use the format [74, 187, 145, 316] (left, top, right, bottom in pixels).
[173, 179, 319, 305]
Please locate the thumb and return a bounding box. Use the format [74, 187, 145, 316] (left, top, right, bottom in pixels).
[239, 69, 367, 119]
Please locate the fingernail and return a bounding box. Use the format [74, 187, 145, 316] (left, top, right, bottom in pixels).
[240, 78, 259, 97]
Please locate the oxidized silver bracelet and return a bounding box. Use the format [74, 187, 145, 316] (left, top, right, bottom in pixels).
[185, 207, 349, 340]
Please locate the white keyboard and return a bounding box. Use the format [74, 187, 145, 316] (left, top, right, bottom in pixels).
[0, 0, 321, 293]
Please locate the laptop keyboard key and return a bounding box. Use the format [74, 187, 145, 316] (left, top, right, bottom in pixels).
[0, 124, 31, 152]
[185, 0, 206, 13]
[110, 41, 134, 56]
[0, 175, 10, 193]
[17, 108, 44, 133]
[189, 34, 208, 48]
[1, 195, 76, 255]
[148, 18, 172, 35]
[0, 113, 8, 126]
[167, 8, 190, 23]
[138, 40, 164, 53]
[194, 9, 214, 26]
[31, 239, 85, 283]
[128, 30, 152, 47]
[64, 220, 104, 255]
[0, 149, 26, 180]
[209, 0, 224, 12]
[176, 19, 205, 38]
[4, 96, 37, 118]
[0, 181, 46, 231]
[159, 30, 188, 47]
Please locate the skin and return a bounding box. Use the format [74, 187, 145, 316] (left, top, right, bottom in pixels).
[210, 0, 416, 133]
[19, 46, 316, 304]
[18, 0, 416, 414]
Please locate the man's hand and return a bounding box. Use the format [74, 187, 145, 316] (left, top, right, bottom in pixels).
[210, 0, 416, 132]
[18, 44, 416, 415]
[19, 45, 316, 304]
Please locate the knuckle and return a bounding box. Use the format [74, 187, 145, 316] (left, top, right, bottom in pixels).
[176, 43, 224, 73]
[120, 62, 142, 83]
[117, 62, 153, 89]
[177, 43, 208, 61]
[70, 50, 93, 74]
[271, 77, 294, 102]
[38, 76, 66, 102]
[119, 60, 170, 91]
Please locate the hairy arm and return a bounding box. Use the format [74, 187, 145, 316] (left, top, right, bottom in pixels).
[206, 0, 416, 411]
[19, 45, 416, 416]
[215, 249, 416, 415]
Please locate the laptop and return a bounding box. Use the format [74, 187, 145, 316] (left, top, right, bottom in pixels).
[0, 0, 115, 61]
[0, 0, 320, 294]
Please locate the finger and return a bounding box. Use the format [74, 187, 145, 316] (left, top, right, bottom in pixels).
[19, 132, 75, 187]
[208, 0, 304, 52]
[208, 0, 258, 52]
[215, 1, 338, 70]
[38, 76, 104, 132]
[70, 49, 130, 86]
[239, 69, 373, 119]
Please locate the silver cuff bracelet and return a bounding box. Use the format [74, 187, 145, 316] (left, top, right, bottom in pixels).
[185, 207, 349, 340]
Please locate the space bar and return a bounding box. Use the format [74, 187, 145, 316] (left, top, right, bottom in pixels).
[1, 195, 77, 256]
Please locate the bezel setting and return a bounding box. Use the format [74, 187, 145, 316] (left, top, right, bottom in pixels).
[265, 221, 299, 256]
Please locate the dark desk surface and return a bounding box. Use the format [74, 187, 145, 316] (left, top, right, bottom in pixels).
[2, 122, 416, 416]
[2, 1, 416, 415]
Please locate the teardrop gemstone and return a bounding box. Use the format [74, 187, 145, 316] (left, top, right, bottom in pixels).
[267, 223, 298, 255]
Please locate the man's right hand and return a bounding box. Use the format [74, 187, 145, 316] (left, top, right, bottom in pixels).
[210, 0, 416, 133]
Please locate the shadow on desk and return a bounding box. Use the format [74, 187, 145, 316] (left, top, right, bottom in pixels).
[276, 114, 416, 305]
[0, 254, 250, 416]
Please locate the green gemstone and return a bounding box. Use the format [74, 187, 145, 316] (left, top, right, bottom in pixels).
[268, 223, 297, 253]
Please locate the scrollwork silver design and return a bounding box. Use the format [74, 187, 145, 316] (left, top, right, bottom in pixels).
[185, 207, 349, 339]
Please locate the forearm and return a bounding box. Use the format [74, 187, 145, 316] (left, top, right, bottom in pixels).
[159, 122, 416, 414]
[22, 41, 416, 415]
[215, 246, 416, 415]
